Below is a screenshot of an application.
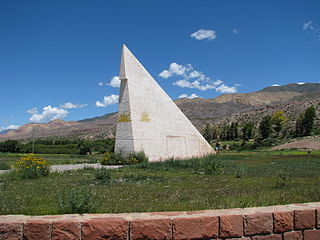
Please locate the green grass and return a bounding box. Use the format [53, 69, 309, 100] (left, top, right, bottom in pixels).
[0, 151, 320, 215]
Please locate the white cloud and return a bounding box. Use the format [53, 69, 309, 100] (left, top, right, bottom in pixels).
[27, 107, 38, 115]
[108, 76, 121, 88]
[190, 29, 216, 41]
[297, 82, 305, 85]
[29, 106, 68, 123]
[0, 125, 20, 131]
[271, 84, 280, 87]
[232, 29, 240, 34]
[174, 79, 216, 91]
[160, 62, 238, 93]
[98, 76, 121, 88]
[213, 79, 224, 86]
[303, 20, 320, 39]
[303, 21, 314, 31]
[215, 84, 237, 93]
[6, 125, 20, 130]
[95, 94, 119, 107]
[178, 93, 200, 99]
[61, 102, 87, 109]
[159, 63, 192, 78]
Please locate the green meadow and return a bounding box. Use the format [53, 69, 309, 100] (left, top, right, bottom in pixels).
[0, 150, 320, 215]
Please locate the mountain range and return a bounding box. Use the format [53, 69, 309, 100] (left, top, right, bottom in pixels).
[1, 83, 319, 141]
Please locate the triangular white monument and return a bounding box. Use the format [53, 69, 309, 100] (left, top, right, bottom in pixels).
[115, 45, 215, 161]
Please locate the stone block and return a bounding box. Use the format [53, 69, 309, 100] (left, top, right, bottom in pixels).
[82, 217, 128, 240]
[130, 218, 172, 240]
[304, 229, 320, 240]
[224, 238, 250, 240]
[23, 220, 51, 240]
[0, 223, 22, 240]
[283, 231, 303, 240]
[173, 216, 218, 240]
[273, 211, 293, 232]
[219, 214, 243, 238]
[244, 212, 273, 235]
[251, 234, 282, 240]
[294, 209, 316, 230]
[52, 220, 81, 240]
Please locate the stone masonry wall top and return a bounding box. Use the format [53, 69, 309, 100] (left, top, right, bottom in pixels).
[0, 202, 320, 239]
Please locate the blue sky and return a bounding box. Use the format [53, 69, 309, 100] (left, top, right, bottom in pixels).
[1, 0, 320, 130]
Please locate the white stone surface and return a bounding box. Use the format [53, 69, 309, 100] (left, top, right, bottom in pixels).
[115, 45, 215, 161]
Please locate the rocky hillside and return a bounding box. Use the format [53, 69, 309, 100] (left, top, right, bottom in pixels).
[1, 83, 319, 141]
[212, 91, 302, 106]
[216, 99, 320, 127]
[259, 83, 320, 93]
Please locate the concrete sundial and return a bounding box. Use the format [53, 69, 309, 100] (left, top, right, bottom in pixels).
[115, 45, 215, 161]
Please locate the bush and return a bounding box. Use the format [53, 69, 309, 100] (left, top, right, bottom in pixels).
[0, 161, 10, 170]
[201, 158, 225, 175]
[58, 187, 95, 214]
[235, 166, 246, 178]
[100, 151, 148, 165]
[94, 168, 111, 184]
[100, 152, 113, 165]
[14, 153, 49, 179]
[190, 156, 225, 175]
[100, 152, 126, 165]
[275, 172, 288, 188]
[128, 151, 148, 164]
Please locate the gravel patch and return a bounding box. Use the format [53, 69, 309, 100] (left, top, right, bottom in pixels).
[0, 163, 123, 175]
[271, 137, 320, 151]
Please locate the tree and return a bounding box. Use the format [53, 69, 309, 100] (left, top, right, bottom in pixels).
[202, 123, 217, 143]
[242, 122, 255, 141]
[303, 106, 316, 136]
[295, 106, 316, 136]
[78, 141, 92, 155]
[234, 122, 239, 139]
[271, 111, 287, 137]
[0, 140, 21, 153]
[229, 122, 239, 140]
[259, 115, 272, 139]
[295, 113, 305, 137]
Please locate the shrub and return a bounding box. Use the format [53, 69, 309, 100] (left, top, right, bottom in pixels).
[100, 152, 113, 165]
[0, 161, 10, 170]
[58, 187, 95, 214]
[100, 151, 148, 165]
[235, 166, 246, 178]
[195, 156, 225, 175]
[276, 172, 288, 188]
[203, 159, 225, 175]
[100, 152, 126, 165]
[94, 168, 111, 184]
[128, 151, 148, 164]
[14, 153, 49, 179]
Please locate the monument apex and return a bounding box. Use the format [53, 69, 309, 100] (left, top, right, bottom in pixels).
[115, 45, 215, 161]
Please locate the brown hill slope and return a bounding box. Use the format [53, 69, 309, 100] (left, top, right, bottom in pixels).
[212, 91, 302, 106]
[1, 83, 320, 141]
[216, 100, 320, 127]
[0, 100, 253, 141]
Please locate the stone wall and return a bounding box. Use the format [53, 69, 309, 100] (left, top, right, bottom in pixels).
[1, 202, 319, 239]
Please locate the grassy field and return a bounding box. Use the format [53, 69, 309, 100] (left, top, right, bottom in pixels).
[0, 150, 320, 215]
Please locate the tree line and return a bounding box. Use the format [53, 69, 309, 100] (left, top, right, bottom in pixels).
[202, 106, 318, 144]
[0, 138, 115, 154]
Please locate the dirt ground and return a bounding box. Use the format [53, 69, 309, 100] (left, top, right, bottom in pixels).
[271, 136, 320, 151]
